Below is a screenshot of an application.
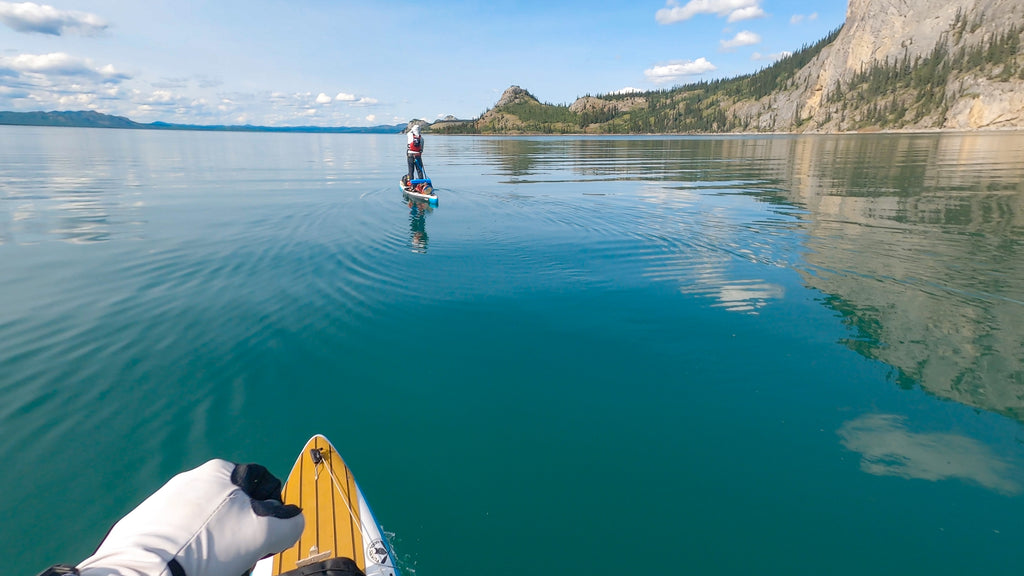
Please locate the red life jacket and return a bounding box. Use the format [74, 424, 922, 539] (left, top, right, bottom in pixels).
[408, 135, 423, 154]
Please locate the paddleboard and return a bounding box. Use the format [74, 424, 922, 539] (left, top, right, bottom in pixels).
[251, 435, 400, 576]
[400, 176, 438, 205]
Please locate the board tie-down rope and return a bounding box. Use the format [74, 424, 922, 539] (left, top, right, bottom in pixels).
[311, 447, 397, 570]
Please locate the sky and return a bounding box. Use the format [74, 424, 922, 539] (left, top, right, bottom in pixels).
[0, 0, 849, 127]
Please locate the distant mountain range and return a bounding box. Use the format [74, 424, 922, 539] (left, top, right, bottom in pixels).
[0, 110, 405, 134]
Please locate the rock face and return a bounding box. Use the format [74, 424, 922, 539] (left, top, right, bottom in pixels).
[807, 0, 960, 108]
[944, 79, 1024, 128]
[780, 0, 1024, 131]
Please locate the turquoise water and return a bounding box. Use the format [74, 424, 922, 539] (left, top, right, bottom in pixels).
[2, 127, 1023, 575]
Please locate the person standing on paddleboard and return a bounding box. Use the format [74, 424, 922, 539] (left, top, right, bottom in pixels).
[406, 124, 425, 187]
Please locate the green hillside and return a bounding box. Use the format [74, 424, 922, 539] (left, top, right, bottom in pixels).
[432, 27, 842, 135]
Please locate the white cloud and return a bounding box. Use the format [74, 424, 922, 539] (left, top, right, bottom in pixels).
[57, 92, 96, 108]
[365, 114, 376, 123]
[751, 50, 792, 62]
[655, 0, 764, 24]
[612, 86, 644, 94]
[147, 90, 176, 103]
[0, 1, 107, 35]
[726, 6, 765, 22]
[333, 92, 377, 106]
[791, 12, 817, 24]
[0, 52, 128, 81]
[123, 89, 204, 118]
[644, 57, 717, 84]
[720, 30, 761, 49]
[315, 92, 332, 104]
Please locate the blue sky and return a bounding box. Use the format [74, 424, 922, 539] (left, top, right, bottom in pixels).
[0, 0, 848, 126]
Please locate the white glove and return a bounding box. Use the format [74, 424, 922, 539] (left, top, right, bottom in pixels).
[43, 459, 304, 576]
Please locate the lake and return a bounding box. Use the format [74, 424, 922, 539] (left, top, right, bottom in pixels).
[2, 127, 1023, 575]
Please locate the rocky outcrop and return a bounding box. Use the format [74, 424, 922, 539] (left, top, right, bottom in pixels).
[568, 96, 646, 115]
[494, 85, 538, 108]
[471, 87, 540, 133]
[568, 97, 607, 115]
[403, 119, 428, 133]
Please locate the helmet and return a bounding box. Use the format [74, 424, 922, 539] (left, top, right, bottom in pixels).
[411, 125, 420, 136]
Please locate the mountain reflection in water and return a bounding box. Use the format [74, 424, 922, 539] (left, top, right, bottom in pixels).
[780, 133, 1024, 422]
[467, 133, 1024, 422]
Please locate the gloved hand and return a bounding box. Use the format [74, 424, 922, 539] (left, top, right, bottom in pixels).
[40, 459, 304, 576]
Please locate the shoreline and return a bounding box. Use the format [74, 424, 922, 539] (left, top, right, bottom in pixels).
[426, 126, 1024, 137]
[4, 122, 1023, 137]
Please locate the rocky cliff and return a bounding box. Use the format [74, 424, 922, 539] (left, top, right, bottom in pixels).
[782, 0, 1024, 130]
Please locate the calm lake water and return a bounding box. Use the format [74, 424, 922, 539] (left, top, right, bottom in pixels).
[2, 127, 1023, 575]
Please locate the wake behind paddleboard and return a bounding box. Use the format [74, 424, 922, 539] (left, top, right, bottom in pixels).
[251, 435, 400, 576]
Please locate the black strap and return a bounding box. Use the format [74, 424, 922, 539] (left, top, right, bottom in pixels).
[167, 558, 187, 576]
[279, 557, 367, 576]
[35, 565, 79, 576]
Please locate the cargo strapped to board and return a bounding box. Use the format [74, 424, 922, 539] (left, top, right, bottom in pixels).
[278, 557, 367, 576]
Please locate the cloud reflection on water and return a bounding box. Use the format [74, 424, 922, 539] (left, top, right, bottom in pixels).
[838, 413, 1021, 496]
[710, 278, 784, 312]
